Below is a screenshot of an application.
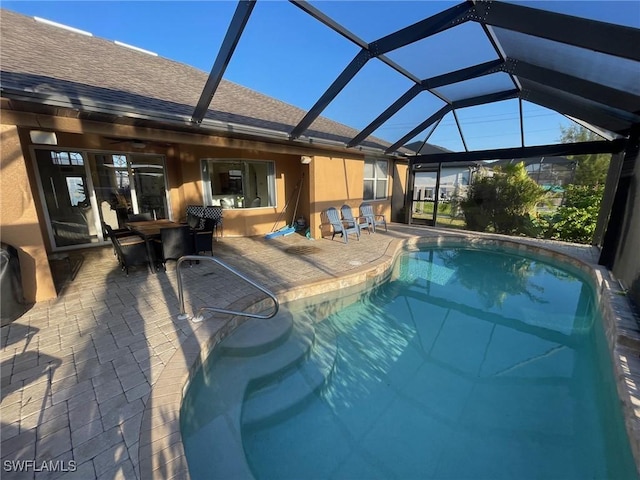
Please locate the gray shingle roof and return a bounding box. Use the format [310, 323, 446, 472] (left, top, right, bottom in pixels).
[0, 9, 393, 152]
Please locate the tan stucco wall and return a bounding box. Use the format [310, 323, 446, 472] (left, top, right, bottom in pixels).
[391, 161, 409, 223]
[0, 125, 57, 302]
[176, 145, 306, 237]
[0, 110, 401, 310]
[1, 111, 397, 281]
[308, 155, 391, 239]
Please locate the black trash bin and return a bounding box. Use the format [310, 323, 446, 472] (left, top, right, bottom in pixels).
[1, 243, 29, 326]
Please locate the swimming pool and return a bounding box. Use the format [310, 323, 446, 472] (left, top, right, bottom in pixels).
[182, 245, 638, 479]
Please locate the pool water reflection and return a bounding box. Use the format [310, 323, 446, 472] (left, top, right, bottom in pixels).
[182, 246, 638, 479]
[243, 247, 637, 479]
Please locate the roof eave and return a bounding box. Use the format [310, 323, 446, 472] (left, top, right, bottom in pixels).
[1, 89, 401, 157]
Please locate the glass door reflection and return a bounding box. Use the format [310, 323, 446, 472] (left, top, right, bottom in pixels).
[34, 150, 99, 248]
[92, 153, 168, 228]
[130, 155, 167, 220]
[412, 170, 438, 225]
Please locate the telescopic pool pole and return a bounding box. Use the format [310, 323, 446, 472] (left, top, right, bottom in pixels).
[290, 172, 304, 228]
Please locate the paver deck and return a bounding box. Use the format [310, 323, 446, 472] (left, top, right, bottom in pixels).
[1, 225, 639, 479]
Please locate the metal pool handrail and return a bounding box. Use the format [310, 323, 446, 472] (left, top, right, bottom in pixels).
[176, 255, 279, 323]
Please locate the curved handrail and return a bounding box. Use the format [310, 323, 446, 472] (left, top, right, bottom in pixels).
[176, 255, 279, 323]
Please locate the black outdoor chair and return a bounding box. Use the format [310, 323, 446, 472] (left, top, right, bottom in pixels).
[186, 211, 203, 230]
[153, 226, 194, 270]
[186, 205, 224, 239]
[206, 206, 224, 239]
[102, 222, 134, 256]
[103, 223, 149, 275]
[193, 217, 215, 255]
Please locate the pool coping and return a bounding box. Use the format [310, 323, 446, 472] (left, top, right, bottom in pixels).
[139, 231, 640, 479]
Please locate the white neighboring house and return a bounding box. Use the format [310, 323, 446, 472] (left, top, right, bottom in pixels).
[413, 167, 473, 202]
[404, 142, 477, 205]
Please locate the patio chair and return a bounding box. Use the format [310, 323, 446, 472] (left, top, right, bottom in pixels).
[204, 206, 224, 239]
[102, 222, 140, 257]
[193, 217, 215, 255]
[321, 207, 360, 243]
[186, 205, 224, 239]
[102, 221, 131, 239]
[341, 204, 371, 235]
[103, 223, 150, 275]
[359, 203, 387, 233]
[154, 226, 194, 270]
[186, 211, 204, 230]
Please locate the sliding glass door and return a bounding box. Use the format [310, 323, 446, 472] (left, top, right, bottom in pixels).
[130, 155, 167, 220]
[34, 149, 99, 247]
[33, 148, 169, 250]
[92, 153, 169, 227]
[411, 169, 439, 225]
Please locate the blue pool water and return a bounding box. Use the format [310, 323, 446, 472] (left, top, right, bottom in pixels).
[185, 246, 638, 479]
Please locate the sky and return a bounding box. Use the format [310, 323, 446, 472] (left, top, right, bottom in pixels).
[3, 1, 639, 151]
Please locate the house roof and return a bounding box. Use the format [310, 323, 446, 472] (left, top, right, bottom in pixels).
[403, 141, 452, 155]
[0, 9, 394, 153]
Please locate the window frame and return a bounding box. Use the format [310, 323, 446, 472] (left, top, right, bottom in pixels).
[363, 157, 389, 201]
[201, 158, 276, 209]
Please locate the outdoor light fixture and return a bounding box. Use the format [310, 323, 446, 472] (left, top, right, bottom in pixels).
[29, 131, 57, 145]
[300, 156, 313, 164]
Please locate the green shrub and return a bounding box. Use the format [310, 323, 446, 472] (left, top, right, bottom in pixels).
[543, 184, 604, 244]
[461, 162, 545, 235]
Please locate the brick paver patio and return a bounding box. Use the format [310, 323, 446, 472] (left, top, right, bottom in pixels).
[1, 225, 638, 479]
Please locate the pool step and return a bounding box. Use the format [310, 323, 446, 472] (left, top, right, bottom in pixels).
[182, 309, 311, 435]
[218, 309, 294, 357]
[184, 313, 336, 480]
[215, 319, 315, 391]
[242, 325, 338, 428]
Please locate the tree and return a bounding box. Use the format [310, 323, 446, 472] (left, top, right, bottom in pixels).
[539, 125, 611, 244]
[461, 162, 545, 235]
[559, 125, 610, 186]
[545, 184, 604, 244]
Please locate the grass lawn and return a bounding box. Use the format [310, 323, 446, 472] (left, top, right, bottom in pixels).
[411, 211, 467, 230]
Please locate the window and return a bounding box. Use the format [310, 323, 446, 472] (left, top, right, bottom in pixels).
[111, 155, 130, 189]
[51, 151, 84, 166]
[202, 159, 275, 208]
[363, 158, 388, 200]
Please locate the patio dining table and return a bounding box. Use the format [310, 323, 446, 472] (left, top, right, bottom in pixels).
[125, 219, 183, 272]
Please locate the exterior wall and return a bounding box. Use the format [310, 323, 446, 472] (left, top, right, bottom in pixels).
[2, 112, 315, 240]
[612, 148, 640, 306]
[177, 145, 305, 237]
[391, 161, 408, 223]
[0, 111, 398, 305]
[308, 155, 392, 239]
[0, 125, 57, 302]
